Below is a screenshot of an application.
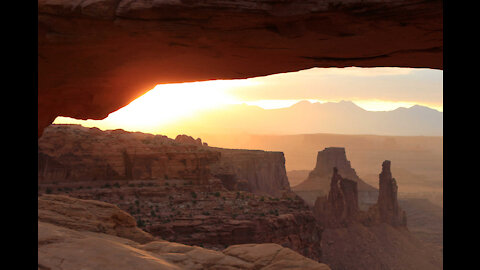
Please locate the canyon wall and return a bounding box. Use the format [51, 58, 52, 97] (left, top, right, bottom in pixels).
[38, 125, 221, 185]
[38, 194, 331, 270]
[210, 148, 291, 197]
[39, 124, 290, 196]
[38, 125, 323, 261]
[39, 181, 323, 261]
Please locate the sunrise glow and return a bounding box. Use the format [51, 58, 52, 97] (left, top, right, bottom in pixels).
[53, 67, 443, 134]
[55, 79, 258, 132]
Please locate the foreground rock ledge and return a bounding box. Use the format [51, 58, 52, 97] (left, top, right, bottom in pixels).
[38, 194, 330, 270]
[38, 0, 442, 136]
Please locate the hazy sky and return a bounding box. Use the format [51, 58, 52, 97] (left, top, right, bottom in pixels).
[54, 67, 443, 134]
[225, 67, 443, 110]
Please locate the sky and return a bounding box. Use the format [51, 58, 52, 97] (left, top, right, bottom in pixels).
[54, 67, 443, 135]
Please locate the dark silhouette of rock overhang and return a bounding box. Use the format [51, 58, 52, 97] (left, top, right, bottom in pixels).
[38, 0, 443, 137]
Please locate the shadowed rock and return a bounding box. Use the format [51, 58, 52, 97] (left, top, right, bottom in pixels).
[38, 124, 291, 196]
[294, 147, 377, 208]
[313, 167, 359, 227]
[38, 0, 442, 136]
[38, 194, 331, 270]
[376, 160, 407, 227]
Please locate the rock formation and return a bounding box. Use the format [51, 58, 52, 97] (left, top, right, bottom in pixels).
[38, 124, 291, 196]
[38, 194, 154, 244]
[293, 147, 377, 208]
[312, 159, 406, 229]
[371, 160, 408, 227]
[175, 135, 204, 146]
[38, 124, 322, 260]
[38, 194, 331, 270]
[38, 125, 220, 185]
[39, 177, 322, 261]
[38, 0, 442, 136]
[310, 162, 441, 270]
[313, 168, 359, 228]
[210, 148, 291, 197]
[311, 148, 360, 181]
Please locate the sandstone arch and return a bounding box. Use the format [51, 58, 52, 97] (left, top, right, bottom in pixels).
[38, 0, 442, 137]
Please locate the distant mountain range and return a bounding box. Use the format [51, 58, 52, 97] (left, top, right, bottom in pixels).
[165, 100, 443, 136]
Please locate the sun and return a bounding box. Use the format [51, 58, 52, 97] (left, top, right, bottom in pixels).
[53, 79, 257, 133]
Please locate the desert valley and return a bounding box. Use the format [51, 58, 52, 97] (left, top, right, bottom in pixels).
[38, 124, 442, 269]
[37, 0, 443, 269]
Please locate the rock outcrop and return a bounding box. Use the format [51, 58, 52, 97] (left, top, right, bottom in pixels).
[293, 147, 377, 208]
[369, 160, 407, 227]
[313, 160, 407, 228]
[38, 124, 321, 260]
[175, 135, 204, 146]
[210, 148, 291, 197]
[310, 162, 441, 270]
[311, 148, 360, 181]
[38, 194, 331, 270]
[38, 0, 442, 136]
[39, 178, 323, 261]
[38, 194, 155, 244]
[39, 124, 291, 196]
[313, 168, 359, 228]
[38, 125, 220, 184]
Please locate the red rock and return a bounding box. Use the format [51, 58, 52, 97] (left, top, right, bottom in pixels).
[313, 160, 407, 229]
[38, 125, 220, 185]
[374, 160, 407, 227]
[39, 124, 291, 197]
[38, 194, 331, 270]
[294, 147, 378, 208]
[211, 148, 291, 197]
[38, 124, 323, 260]
[313, 167, 359, 227]
[38, 0, 442, 136]
[174, 135, 204, 146]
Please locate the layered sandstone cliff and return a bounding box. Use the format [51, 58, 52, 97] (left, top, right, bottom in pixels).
[39, 175, 322, 260]
[38, 124, 322, 260]
[38, 125, 220, 184]
[38, 194, 330, 270]
[39, 124, 290, 196]
[293, 147, 377, 208]
[210, 148, 291, 197]
[39, 177, 322, 261]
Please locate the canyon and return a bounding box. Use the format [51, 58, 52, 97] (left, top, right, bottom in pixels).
[36, 0, 443, 268]
[38, 124, 443, 269]
[38, 194, 330, 270]
[38, 124, 322, 261]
